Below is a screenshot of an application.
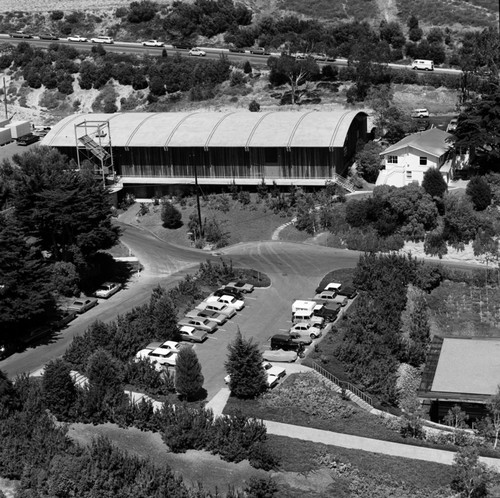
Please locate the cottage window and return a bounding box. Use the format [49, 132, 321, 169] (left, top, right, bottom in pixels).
[420, 156, 428, 166]
[406, 170, 412, 179]
[387, 155, 398, 164]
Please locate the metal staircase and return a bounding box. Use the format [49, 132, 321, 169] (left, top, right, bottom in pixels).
[330, 172, 356, 193]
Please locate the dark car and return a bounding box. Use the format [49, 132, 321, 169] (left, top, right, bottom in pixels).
[10, 31, 32, 39]
[39, 33, 59, 40]
[313, 303, 340, 323]
[337, 286, 358, 299]
[270, 334, 305, 356]
[213, 287, 244, 300]
[249, 47, 266, 55]
[173, 43, 191, 49]
[229, 47, 245, 53]
[17, 134, 39, 146]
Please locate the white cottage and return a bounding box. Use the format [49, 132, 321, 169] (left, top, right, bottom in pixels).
[376, 128, 453, 187]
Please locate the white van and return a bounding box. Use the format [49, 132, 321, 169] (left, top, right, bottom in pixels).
[411, 59, 434, 71]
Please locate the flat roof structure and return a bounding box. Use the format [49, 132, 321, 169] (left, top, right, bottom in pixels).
[419, 337, 500, 403]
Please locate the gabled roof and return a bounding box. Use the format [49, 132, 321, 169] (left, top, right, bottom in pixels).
[41, 110, 367, 150]
[381, 128, 452, 158]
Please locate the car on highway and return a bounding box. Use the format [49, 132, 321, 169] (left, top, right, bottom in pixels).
[17, 134, 39, 146]
[142, 40, 164, 47]
[67, 297, 98, 314]
[10, 31, 32, 39]
[189, 47, 206, 57]
[91, 35, 114, 44]
[212, 287, 244, 301]
[206, 294, 244, 311]
[195, 300, 236, 318]
[227, 280, 254, 293]
[294, 52, 306, 59]
[38, 33, 59, 40]
[446, 118, 458, 133]
[262, 349, 299, 362]
[68, 35, 88, 42]
[290, 322, 322, 339]
[249, 47, 266, 55]
[186, 308, 227, 325]
[229, 47, 245, 53]
[179, 325, 208, 342]
[94, 282, 122, 299]
[313, 53, 327, 61]
[178, 317, 218, 333]
[411, 108, 430, 119]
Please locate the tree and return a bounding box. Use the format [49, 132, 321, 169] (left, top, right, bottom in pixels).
[243, 60, 252, 74]
[466, 176, 492, 211]
[161, 201, 182, 228]
[128, 0, 159, 23]
[422, 167, 448, 198]
[248, 100, 260, 112]
[444, 405, 469, 444]
[443, 194, 482, 247]
[0, 369, 20, 417]
[355, 141, 383, 183]
[175, 347, 204, 401]
[451, 445, 490, 498]
[487, 386, 500, 448]
[2, 148, 120, 273]
[0, 215, 56, 341]
[42, 359, 76, 420]
[225, 330, 267, 399]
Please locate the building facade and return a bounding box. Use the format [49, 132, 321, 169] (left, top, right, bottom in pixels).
[41, 110, 367, 196]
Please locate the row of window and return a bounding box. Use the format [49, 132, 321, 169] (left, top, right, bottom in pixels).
[387, 156, 428, 165]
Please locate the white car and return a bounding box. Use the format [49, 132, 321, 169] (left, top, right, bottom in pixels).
[186, 308, 227, 325]
[179, 325, 208, 343]
[94, 282, 121, 299]
[189, 47, 206, 57]
[143, 40, 164, 47]
[67, 35, 88, 42]
[206, 294, 244, 311]
[446, 118, 458, 133]
[91, 36, 114, 44]
[290, 322, 322, 339]
[411, 108, 430, 119]
[195, 301, 236, 318]
[135, 348, 177, 369]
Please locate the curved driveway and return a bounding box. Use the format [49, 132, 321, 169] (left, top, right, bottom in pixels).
[0, 222, 483, 398]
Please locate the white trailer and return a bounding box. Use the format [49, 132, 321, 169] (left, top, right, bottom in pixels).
[7, 120, 32, 139]
[0, 127, 12, 146]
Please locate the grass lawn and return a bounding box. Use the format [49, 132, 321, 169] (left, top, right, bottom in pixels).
[270, 435, 453, 491]
[428, 280, 500, 337]
[315, 268, 356, 291]
[122, 195, 291, 248]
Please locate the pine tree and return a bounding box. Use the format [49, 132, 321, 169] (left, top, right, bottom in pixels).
[42, 359, 76, 420]
[422, 167, 447, 198]
[466, 176, 492, 211]
[161, 201, 182, 228]
[225, 330, 267, 399]
[175, 348, 204, 401]
[0, 369, 20, 417]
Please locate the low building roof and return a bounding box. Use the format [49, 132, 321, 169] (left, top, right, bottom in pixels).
[41, 110, 366, 150]
[381, 128, 452, 158]
[430, 337, 500, 397]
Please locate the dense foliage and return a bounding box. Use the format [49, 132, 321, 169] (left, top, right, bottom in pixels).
[175, 347, 205, 401]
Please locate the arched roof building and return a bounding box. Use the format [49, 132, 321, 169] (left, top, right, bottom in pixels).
[42, 110, 367, 195]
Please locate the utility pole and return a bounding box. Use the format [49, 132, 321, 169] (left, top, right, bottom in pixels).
[192, 151, 204, 238]
[3, 78, 7, 119]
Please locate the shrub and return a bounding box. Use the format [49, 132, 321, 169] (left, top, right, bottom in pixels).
[161, 201, 182, 228]
[175, 348, 204, 401]
[422, 167, 447, 198]
[466, 176, 492, 211]
[50, 10, 64, 21]
[248, 99, 260, 112]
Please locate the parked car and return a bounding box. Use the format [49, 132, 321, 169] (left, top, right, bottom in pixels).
[179, 325, 208, 342]
[178, 317, 218, 333]
[411, 59, 434, 71]
[157, 340, 183, 353]
[270, 334, 305, 355]
[212, 287, 244, 301]
[67, 297, 98, 314]
[337, 286, 358, 299]
[147, 347, 178, 366]
[315, 291, 348, 306]
[145, 341, 163, 350]
[446, 118, 458, 133]
[10, 31, 32, 38]
[135, 349, 164, 371]
[290, 322, 322, 339]
[67, 35, 88, 42]
[54, 310, 78, 328]
[227, 280, 254, 293]
[38, 33, 59, 40]
[315, 282, 342, 294]
[94, 282, 121, 299]
[262, 349, 298, 362]
[195, 300, 236, 318]
[91, 36, 114, 44]
[142, 39, 164, 47]
[313, 303, 340, 323]
[189, 47, 206, 56]
[186, 308, 227, 325]
[16, 134, 39, 146]
[411, 108, 430, 119]
[206, 294, 244, 311]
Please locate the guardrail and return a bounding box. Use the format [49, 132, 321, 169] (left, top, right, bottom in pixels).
[308, 360, 373, 407]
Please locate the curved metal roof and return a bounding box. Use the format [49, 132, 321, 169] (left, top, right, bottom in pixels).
[41, 110, 366, 150]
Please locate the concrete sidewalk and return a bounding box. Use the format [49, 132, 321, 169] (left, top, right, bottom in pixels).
[264, 420, 500, 471]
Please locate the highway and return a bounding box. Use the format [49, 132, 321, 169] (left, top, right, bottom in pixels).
[0, 34, 462, 75]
